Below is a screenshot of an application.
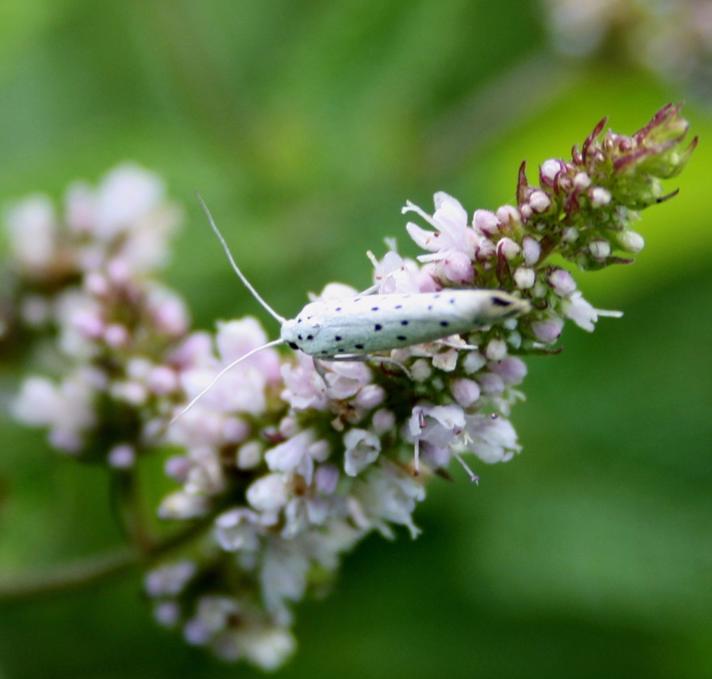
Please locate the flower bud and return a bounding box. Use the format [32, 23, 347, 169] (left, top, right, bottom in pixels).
[450, 378, 481, 407]
[617, 230, 645, 253]
[514, 267, 535, 289]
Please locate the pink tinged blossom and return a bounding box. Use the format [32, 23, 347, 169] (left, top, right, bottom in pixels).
[436, 250, 474, 284]
[148, 365, 178, 395]
[236, 441, 263, 469]
[485, 338, 508, 361]
[265, 429, 318, 484]
[315, 464, 340, 495]
[540, 158, 562, 182]
[562, 291, 622, 332]
[111, 380, 147, 406]
[529, 190, 551, 213]
[104, 323, 129, 348]
[106, 258, 132, 285]
[343, 428, 381, 477]
[65, 182, 96, 234]
[450, 378, 481, 408]
[214, 508, 261, 552]
[495, 204, 521, 229]
[549, 268, 577, 296]
[403, 192, 476, 258]
[13, 377, 63, 426]
[478, 372, 505, 394]
[171, 332, 213, 368]
[463, 351, 487, 374]
[497, 237, 521, 260]
[588, 239, 611, 259]
[531, 317, 564, 343]
[352, 463, 425, 539]
[355, 384, 386, 410]
[246, 473, 290, 513]
[409, 404, 465, 450]
[372, 408, 396, 435]
[216, 317, 280, 384]
[95, 164, 165, 239]
[316, 282, 358, 299]
[108, 444, 136, 469]
[574, 172, 591, 189]
[165, 455, 191, 481]
[324, 361, 372, 400]
[514, 267, 535, 289]
[491, 357, 528, 385]
[590, 187, 612, 207]
[464, 414, 521, 463]
[473, 209, 500, 236]
[617, 230, 645, 253]
[222, 417, 250, 444]
[281, 352, 328, 411]
[146, 287, 189, 337]
[522, 236, 541, 265]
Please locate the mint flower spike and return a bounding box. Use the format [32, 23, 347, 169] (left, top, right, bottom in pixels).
[1, 106, 696, 670]
[515, 103, 697, 271]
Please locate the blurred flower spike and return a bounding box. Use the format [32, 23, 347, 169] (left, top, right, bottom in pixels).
[0, 106, 696, 670]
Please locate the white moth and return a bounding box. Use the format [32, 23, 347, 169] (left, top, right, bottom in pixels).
[172, 197, 530, 422]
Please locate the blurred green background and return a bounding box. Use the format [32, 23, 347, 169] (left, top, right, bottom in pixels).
[1, 1, 711, 677]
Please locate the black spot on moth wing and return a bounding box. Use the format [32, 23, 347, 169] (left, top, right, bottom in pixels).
[397, 335, 407, 341]
[374, 324, 382, 331]
[401, 320, 409, 326]
[355, 343, 364, 349]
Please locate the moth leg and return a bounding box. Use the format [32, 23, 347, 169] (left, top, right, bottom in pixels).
[312, 357, 330, 390]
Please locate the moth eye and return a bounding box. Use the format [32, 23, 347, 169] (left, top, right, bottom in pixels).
[288, 342, 299, 350]
[492, 296, 512, 307]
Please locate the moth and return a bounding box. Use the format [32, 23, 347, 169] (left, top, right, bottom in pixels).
[171, 197, 530, 422]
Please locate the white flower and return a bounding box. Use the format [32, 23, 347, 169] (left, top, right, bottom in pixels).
[562, 291, 622, 332]
[4, 195, 58, 273]
[529, 190, 551, 212]
[238, 626, 296, 671]
[463, 414, 521, 463]
[343, 429, 381, 477]
[215, 508, 263, 552]
[246, 473, 290, 513]
[265, 429, 319, 484]
[549, 268, 577, 296]
[351, 463, 425, 539]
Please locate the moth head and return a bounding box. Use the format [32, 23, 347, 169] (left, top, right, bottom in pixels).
[280, 316, 322, 351]
[487, 292, 531, 321]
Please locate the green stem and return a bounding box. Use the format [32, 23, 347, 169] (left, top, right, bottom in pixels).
[0, 515, 213, 603]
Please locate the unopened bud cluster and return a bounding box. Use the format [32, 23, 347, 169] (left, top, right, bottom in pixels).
[2, 106, 695, 669]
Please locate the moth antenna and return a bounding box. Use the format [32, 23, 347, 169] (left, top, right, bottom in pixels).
[196, 193, 287, 324]
[170, 338, 285, 424]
